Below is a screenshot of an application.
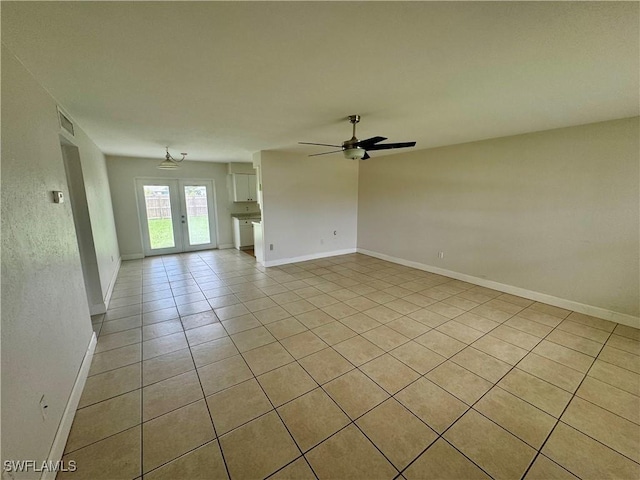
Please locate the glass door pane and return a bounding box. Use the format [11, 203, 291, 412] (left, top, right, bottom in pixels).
[143, 185, 176, 249]
[183, 185, 211, 246]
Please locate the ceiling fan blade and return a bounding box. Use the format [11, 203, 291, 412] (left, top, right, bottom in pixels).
[362, 152, 370, 160]
[308, 150, 343, 157]
[366, 141, 416, 151]
[299, 142, 342, 148]
[355, 136, 387, 148]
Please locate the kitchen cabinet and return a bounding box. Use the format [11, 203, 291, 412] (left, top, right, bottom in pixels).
[233, 217, 257, 250]
[232, 174, 257, 202]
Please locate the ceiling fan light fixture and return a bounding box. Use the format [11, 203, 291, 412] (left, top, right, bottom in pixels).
[343, 147, 366, 160]
[157, 147, 187, 170]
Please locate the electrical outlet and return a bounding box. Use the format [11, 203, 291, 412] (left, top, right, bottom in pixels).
[438, 252, 445, 259]
[269, 244, 274, 251]
[39, 395, 49, 421]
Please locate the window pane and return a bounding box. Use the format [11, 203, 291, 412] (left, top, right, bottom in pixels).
[143, 185, 175, 249]
[184, 185, 210, 245]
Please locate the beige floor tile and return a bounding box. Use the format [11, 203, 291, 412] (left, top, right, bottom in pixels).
[415, 330, 466, 358]
[197, 354, 253, 396]
[385, 298, 422, 315]
[390, 341, 446, 375]
[142, 370, 203, 421]
[360, 354, 420, 394]
[221, 313, 261, 334]
[305, 424, 397, 480]
[532, 340, 594, 373]
[268, 457, 315, 479]
[271, 291, 303, 305]
[576, 376, 639, 424]
[450, 347, 511, 383]
[242, 341, 295, 375]
[546, 329, 602, 357]
[142, 348, 195, 386]
[339, 312, 382, 333]
[598, 345, 640, 373]
[324, 369, 389, 419]
[530, 302, 571, 319]
[298, 347, 354, 384]
[180, 310, 220, 331]
[517, 308, 563, 327]
[143, 400, 215, 473]
[65, 390, 141, 453]
[445, 409, 536, 480]
[524, 455, 579, 480]
[557, 319, 610, 343]
[308, 293, 342, 308]
[101, 315, 142, 336]
[498, 369, 572, 417]
[105, 304, 143, 322]
[489, 324, 540, 350]
[607, 333, 640, 355]
[220, 411, 300, 479]
[363, 304, 404, 323]
[244, 296, 277, 312]
[436, 320, 485, 344]
[344, 295, 380, 312]
[562, 396, 640, 462]
[266, 317, 307, 340]
[143, 441, 228, 480]
[96, 328, 142, 353]
[184, 323, 228, 347]
[280, 330, 328, 359]
[141, 319, 183, 341]
[362, 325, 410, 351]
[230, 325, 277, 352]
[485, 298, 526, 315]
[405, 439, 491, 480]
[517, 353, 585, 392]
[469, 304, 513, 323]
[505, 315, 553, 337]
[385, 317, 430, 339]
[443, 295, 481, 312]
[253, 305, 291, 324]
[142, 306, 180, 326]
[58, 426, 140, 480]
[588, 359, 640, 396]
[425, 302, 467, 320]
[333, 335, 385, 366]
[206, 378, 273, 435]
[142, 332, 188, 360]
[475, 387, 556, 448]
[257, 362, 318, 407]
[214, 303, 250, 321]
[426, 361, 492, 405]
[89, 343, 141, 376]
[312, 321, 357, 345]
[613, 324, 640, 341]
[322, 302, 360, 320]
[472, 335, 528, 365]
[408, 308, 450, 328]
[79, 363, 141, 408]
[278, 388, 350, 452]
[356, 398, 437, 470]
[454, 312, 500, 334]
[403, 292, 438, 308]
[543, 423, 640, 480]
[190, 337, 239, 368]
[395, 377, 468, 433]
[282, 299, 317, 316]
[295, 309, 335, 329]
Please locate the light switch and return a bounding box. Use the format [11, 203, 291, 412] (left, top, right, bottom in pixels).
[52, 191, 64, 203]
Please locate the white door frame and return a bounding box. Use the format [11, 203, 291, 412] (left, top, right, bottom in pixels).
[135, 178, 218, 256]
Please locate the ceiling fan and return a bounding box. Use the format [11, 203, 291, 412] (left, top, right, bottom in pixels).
[300, 115, 416, 160]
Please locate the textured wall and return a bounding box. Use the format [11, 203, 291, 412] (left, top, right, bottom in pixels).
[1, 47, 95, 473]
[358, 118, 640, 318]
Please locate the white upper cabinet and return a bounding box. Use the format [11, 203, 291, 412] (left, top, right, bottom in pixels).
[232, 173, 257, 202]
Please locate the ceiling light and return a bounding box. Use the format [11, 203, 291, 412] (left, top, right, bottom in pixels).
[157, 147, 187, 169]
[343, 147, 366, 160]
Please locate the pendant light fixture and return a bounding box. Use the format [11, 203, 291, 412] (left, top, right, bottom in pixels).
[157, 147, 187, 170]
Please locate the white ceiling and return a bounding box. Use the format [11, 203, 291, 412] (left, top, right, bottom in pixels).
[2, 1, 638, 162]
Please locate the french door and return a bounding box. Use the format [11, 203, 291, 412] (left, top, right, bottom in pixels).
[136, 178, 218, 256]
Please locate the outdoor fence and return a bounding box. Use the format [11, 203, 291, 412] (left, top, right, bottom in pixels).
[145, 196, 208, 219]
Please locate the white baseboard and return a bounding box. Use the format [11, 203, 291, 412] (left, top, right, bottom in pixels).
[42, 332, 97, 480]
[357, 248, 640, 329]
[103, 257, 122, 311]
[218, 244, 234, 250]
[121, 253, 144, 260]
[265, 248, 357, 267]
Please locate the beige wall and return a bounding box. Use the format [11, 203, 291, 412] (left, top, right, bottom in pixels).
[106, 156, 249, 257]
[1, 46, 118, 471]
[358, 117, 640, 319]
[260, 150, 359, 265]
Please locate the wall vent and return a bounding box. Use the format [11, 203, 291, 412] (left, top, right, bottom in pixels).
[57, 107, 75, 137]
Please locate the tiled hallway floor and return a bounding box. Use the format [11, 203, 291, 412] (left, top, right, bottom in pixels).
[59, 250, 639, 479]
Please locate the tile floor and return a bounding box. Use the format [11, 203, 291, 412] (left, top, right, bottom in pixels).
[59, 250, 640, 479]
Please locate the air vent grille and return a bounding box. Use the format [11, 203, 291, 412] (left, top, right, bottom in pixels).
[58, 108, 74, 136]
